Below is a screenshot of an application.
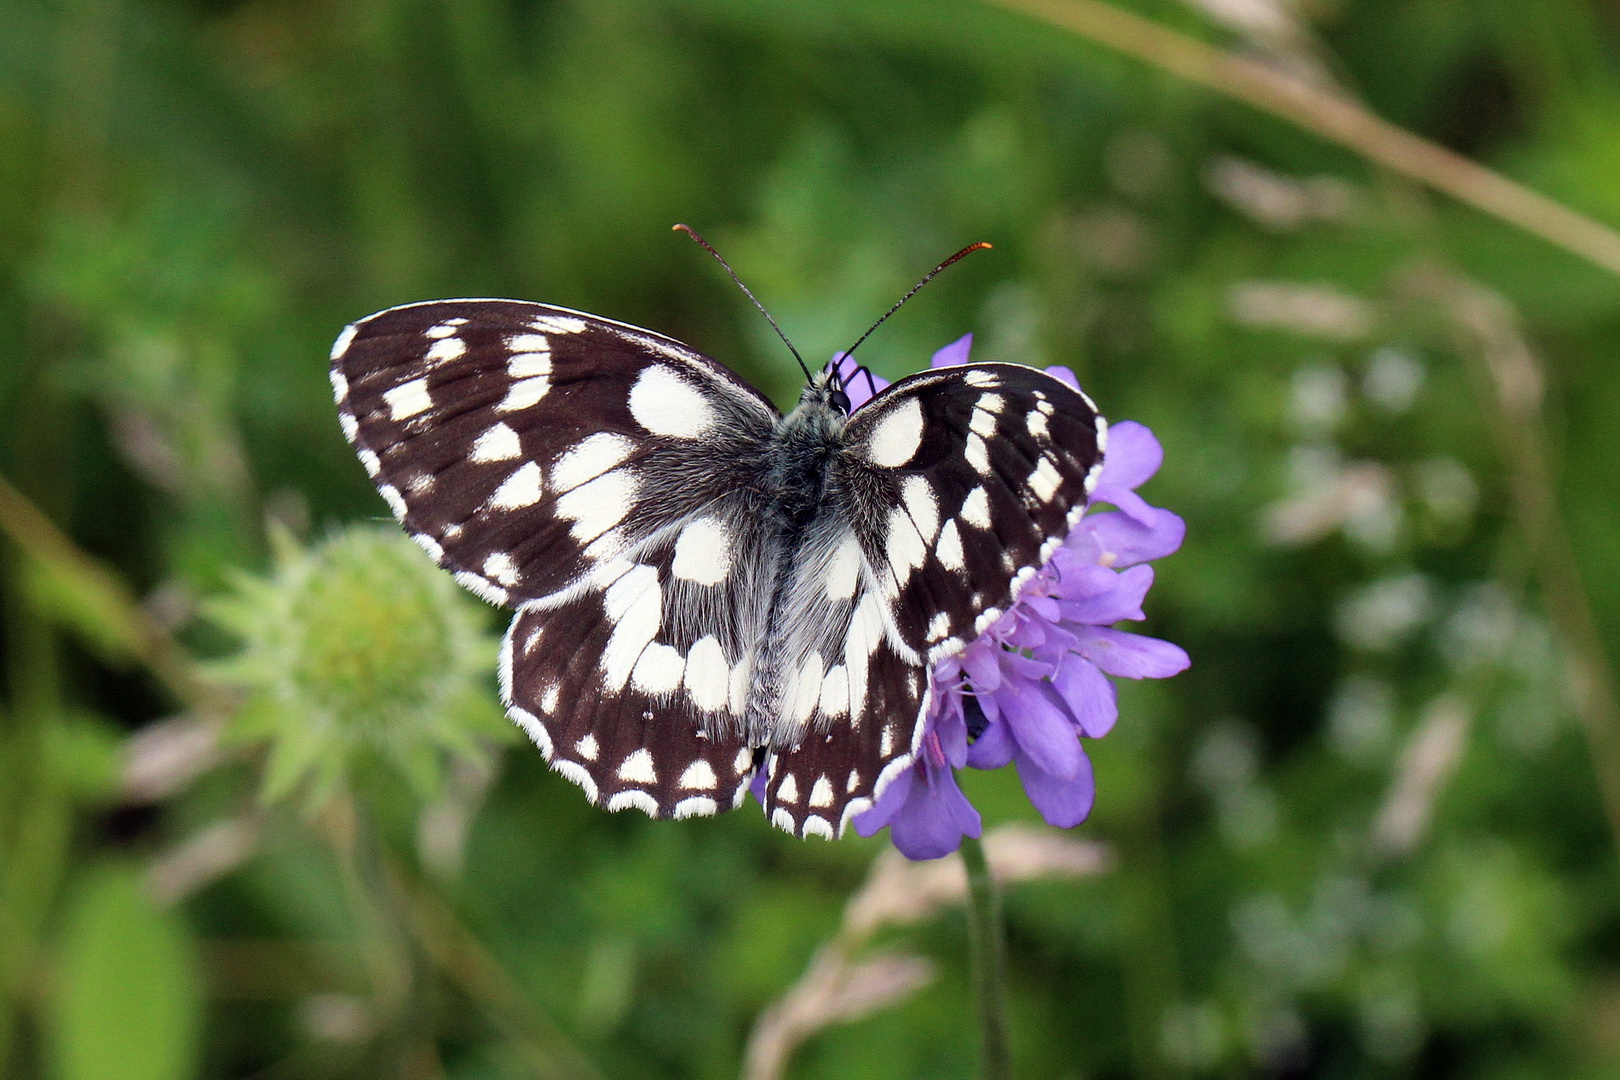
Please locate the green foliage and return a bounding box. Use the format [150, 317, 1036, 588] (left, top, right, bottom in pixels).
[45, 865, 201, 1080]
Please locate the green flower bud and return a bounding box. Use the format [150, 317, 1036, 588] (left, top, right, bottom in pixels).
[207, 526, 510, 810]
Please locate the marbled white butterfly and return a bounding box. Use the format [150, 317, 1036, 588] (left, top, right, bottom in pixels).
[330, 266, 1106, 840]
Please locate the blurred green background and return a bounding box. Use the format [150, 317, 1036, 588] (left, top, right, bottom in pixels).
[5, 0, 1620, 1077]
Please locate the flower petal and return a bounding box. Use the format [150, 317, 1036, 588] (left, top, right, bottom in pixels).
[1015, 746, 1096, 828]
[1075, 627, 1191, 679]
[853, 764, 915, 836]
[930, 333, 974, 368]
[1096, 420, 1163, 491]
[888, 767, 982, 860]
[1084, 509, 1186, 568]
[1000, 679, 1084, 779]
[1052, 656, 1118, 738]
[1059, 564, 1153, 626]
[966, 712, 1013, 769]
[1092, 484, 1159, 525]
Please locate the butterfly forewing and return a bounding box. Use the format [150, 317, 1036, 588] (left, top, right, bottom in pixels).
[333, 299, 779, 818]
[759, 363, 1105, 838]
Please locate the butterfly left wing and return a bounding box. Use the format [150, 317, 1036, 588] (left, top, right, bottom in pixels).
[759, 363, 1107, 838]
[332, 299, 777, 818]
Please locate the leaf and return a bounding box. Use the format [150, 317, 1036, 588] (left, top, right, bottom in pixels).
[46, 864, 202, 1080]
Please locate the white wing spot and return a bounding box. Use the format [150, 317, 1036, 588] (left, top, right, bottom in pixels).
[483, 552, 520, 587]
[606, 790, 659, 816]
[470, 422, 522, 463]
[864, 397, 924, 467]
[425, 319, 466, 339]
[575, 733, 599, 761]
[1029, 456, 1062, 502]
[617, 748, 657, 784]
[530, 314, 588, 334]
[965, 434, 990, 474]
[425, 337, 465, 365]
[960, 486, 991, 528]
[379, 484, 407, 518]
[927, 611, 951, 641]
[684, 635, 731, 712]
[506, 332, 550, 353]
[734, 747, 753, 776]
[629, 366, 717, 439]
[885, 506, 928, 588]
[965, 370, 998, 387]
[673, 796, 718, 819]
[679, 759, 718, 791]
[809, 775, 835, 808]
[901, 476, 940, 541]
[553, 433, 635, 491]
[672, 517, 733, 585]
[384, 378, 433, 421]
[776, 773, 800, 804]
[632, 642, 685, 694]
[412, 532, 444, 562]
[601, 565, 662, 691]
[540, 684, 560, 714]
[1036, 398, 1055, 416]
[330, 324, 358, 361]
[1028, 409, 1050, 438]
[508, 350, 551, 379]
[819, 664, 849, 718]
[937, 518, 965, 570]
[489, 462, 544, 510]
[846, 768, 861, 793]
[825, 532, 862, 600]
[329, 369, 349, 403]
[787, 652, 826, 725]
[880, 726, 896, 756]
[557, 469, 637, 540]
[497, 376, 551, 412]
[554, 761, 599, 803]
[358, 448, 381, 477]
[339, 412, 358, 441]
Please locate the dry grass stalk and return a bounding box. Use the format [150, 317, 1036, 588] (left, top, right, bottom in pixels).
[741, 825, 1110, 1080]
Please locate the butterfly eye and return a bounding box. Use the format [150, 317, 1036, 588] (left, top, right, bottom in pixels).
[829, 388, 852, 414]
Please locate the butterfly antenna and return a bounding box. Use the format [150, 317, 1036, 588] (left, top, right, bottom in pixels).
[674, 223, 812, 382]
[839, 241, 992, 364]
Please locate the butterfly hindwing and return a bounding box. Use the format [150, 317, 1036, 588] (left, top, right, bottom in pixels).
[503, 605, 757, 818]
[759, 363, 1105, 837]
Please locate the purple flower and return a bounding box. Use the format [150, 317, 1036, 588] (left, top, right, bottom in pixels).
[851, 336, 1189, 859]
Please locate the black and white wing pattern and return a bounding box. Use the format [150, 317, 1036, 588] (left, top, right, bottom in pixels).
[756, 364, 1106, 838]
[332, 296, 1107, 840]
[331, 299, 778, 817]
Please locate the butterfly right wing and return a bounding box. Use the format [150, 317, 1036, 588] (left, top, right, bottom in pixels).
[759, 363, 1107, 838]
[332, 299, 779, 816]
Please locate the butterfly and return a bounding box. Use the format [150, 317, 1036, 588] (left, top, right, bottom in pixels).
[330, 296, 1106, 839]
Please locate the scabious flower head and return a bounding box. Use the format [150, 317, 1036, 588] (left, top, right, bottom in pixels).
[842, 336, 1190, 859]
[207, 526, 511, 810]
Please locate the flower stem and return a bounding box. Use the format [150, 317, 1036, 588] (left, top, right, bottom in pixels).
[960, 835, 1011, 1080]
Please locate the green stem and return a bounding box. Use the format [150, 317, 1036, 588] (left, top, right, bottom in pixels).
[960, 835, 1011, 1080]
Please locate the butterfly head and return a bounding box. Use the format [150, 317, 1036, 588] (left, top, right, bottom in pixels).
[801, 364, 853, 418]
